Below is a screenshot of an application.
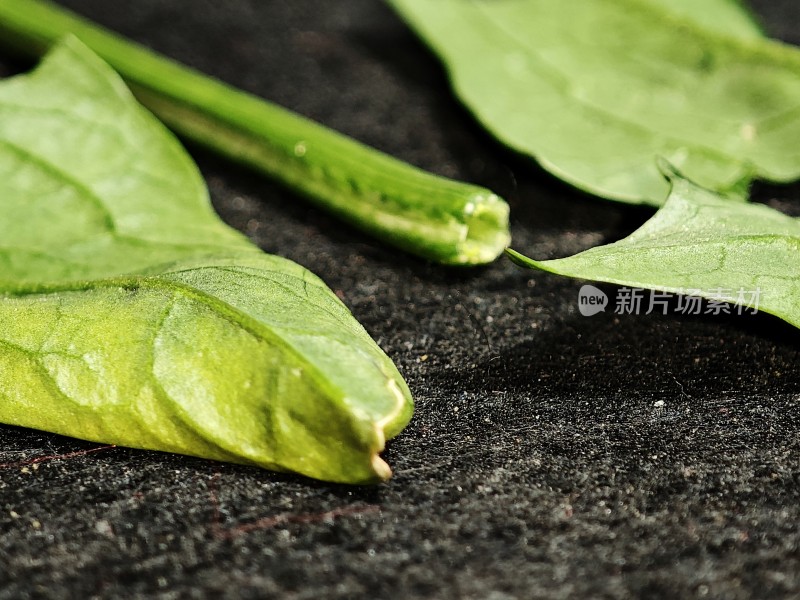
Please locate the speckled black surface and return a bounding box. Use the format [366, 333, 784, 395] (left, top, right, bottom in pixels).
[1, 2, 800, 599]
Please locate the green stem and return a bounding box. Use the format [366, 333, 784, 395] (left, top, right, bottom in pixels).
[0, 0, 510, 265]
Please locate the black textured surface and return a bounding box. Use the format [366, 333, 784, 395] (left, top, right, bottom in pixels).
[2, 2, 800, 599]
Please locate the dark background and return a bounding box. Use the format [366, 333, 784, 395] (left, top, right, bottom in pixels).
[2, 1, 799, 598]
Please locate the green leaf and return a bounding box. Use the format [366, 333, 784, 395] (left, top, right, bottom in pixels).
[0, 37, 413, 484]
[643, 0, 763, 40]
[387, 0, 800, 204]
[507, 164, 800, 330]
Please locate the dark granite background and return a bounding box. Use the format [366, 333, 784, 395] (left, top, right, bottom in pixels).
[1, 1, 799, 598]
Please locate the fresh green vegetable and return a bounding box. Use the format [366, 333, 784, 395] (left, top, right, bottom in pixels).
[387, 0, 800, 205]
[0, 37, 413, 484]
[507, 163, 800, 330]
[0, 0, 510, 266]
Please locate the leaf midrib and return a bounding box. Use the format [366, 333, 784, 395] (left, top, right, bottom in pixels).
[0, 137, 117, 231]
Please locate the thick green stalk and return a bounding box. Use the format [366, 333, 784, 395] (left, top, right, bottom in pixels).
[0, 0, 510, 265]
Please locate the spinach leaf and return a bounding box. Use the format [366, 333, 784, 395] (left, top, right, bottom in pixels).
[0, 38, 413, 484]
[507, 164, 800, 330]
[387, 0, 800, 204]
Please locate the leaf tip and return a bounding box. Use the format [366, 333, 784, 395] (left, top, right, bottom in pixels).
[371, 454, 393, 481]
[504, 247, 538, 269]
[656, 157, 753, 203]
[655, 157, 682, 182]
